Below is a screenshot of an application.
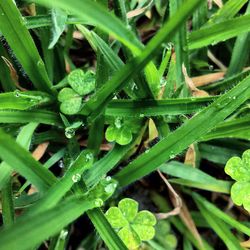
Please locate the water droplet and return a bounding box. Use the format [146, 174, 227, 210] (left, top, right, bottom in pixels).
[209, 65, 214, 71]
[232, 96, 236, 100]
[85, 153, 93, 161]
[145, 149, 150, 154]
[58, 160, 64, 168]
[94, 198, 103, 207]
[72, 173, 81, 183]
[139, 114, 145, 118]
[115, 117, 122, 129]
[59, 229, 68, 240]
[104, 183, 117, 193]
[65, 128, 75, 139]
[14, 90, 20, 97]
[106, 176, 111, 181]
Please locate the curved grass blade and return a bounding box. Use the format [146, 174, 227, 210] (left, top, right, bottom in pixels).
[0, 110, 62, 126]
[79, 0, 204, 116]
[0, 0, 54, 94]
[0, 129, 57, 192]
[0, 122, 38, 191]
[32, 0, 142, 52]
[115, 74, 250, 186]
[160, 161, 231, 193]
[189, 14, 250, 50]
[0, 196, 99, 250]
[192, 193, 250, 236]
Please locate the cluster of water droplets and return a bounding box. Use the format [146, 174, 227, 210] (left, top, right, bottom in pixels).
[71, 173, 81, 183]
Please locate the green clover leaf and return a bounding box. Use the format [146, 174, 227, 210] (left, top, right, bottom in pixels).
[105, 198, 156, 249]
[68, 69, 95, 95]
[58, 87, 82, 115]
[105, 117, 142, 145]
[225, 149, 250, 211]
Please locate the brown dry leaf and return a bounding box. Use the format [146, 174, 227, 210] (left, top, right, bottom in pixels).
[182, 64, 209, 97]
[79, 140, 112, 151]
[184, 144, 196, 167]
[127, 0, 153, 19]
[240, 239, 250, 248]
[156, 170, 182, 219]
[1, 57, 26, 91]
[178, 197, 203, 249]
[192, 72, 225, 87]
[156, 171, 203, 248]
[32, 142, 50, 161]
[213, 0, 223, 8]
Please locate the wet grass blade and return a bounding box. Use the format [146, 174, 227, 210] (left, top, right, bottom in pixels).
[0, 110, 62, 126]
[0, 129, 56, 192]
[79, 0, 204, 116]
[104, 97, 216, 117]
[189, 14, 250, 50]
[0, 196, 99, 250]
[0, 123, 38, 191]
[115, 74, 250, 186]
[0, 0, 54, 94]
[87, 208, 128, 250]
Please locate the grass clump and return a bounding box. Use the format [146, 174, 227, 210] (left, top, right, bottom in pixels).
[0, 0, 250, 249]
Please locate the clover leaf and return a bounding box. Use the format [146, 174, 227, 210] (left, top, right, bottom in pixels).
[68, 69, 95, 95]
[58, 87, 82, 115]
[105, 198, 156, 249]
[105, 117, 142, 145]
[225, 149, 250, 211]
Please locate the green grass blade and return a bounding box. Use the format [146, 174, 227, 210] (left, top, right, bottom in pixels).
[160, 161, 231, 193]
[169, 0, 190, 95]
[0, 0, 54, 94]
[27, 150, 94, 216]
[115, 74, 250, 186]
[0, 196, 99, 250]
[206, 0, 248, 25]
[104, 97, 216, 117]
[194, 196, 244, 250]
[192, 193, 250, 236]
[0, 110, 62, 126]
[226, 1, 250, 77]
[189, 14, 250, 50]
[201, 116, 250, 141]
[79, 0, 204, 116]
[1, 181, 15, 226]
[0, 129, 57, 192]
[87, 208, 128, 250]
[0, 123, 38, 191]
[0, 91, 53, 110]
[32, 0, 142, 53]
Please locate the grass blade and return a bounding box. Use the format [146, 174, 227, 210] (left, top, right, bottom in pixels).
[0, 129, 56, 192]
[115, 74, 250, 186]
[189, 14, 250, 50]
[87, 208, 128, 250]
[0, 0, 54, 94]
[0, 196, 99, 250]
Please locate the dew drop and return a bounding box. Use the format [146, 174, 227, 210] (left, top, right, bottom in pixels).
[104, 183, 117, 193]
[139, 113, 145, 118]
[208, 65, 214, 71]
[72, 173, 81, 183]
[65, 128, 75, 139]
[59, 229, 68, 240]
[106, 176, 111, 181]
[115, 117, 122, 129]
[85, 153, 93, 161]
[94, 198, 104, 207]
[58, 160, 64, 169]
[14, 90, 20, 97]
